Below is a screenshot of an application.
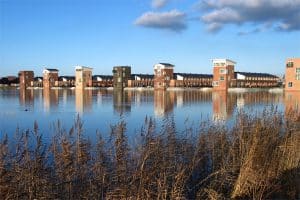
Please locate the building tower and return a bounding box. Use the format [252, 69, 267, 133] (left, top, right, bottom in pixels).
[43, 68, 59, 89]
[285, 58, 300, 91]
[18, 71, 34, 89]
[112, 66, 131, 90]
[212, 59, 236, 91]
[75, 66, 93, 89]
[154, 63, 174, 90]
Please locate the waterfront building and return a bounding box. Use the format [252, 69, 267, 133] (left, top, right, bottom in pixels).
[234, 72, 279, 88]
[154, 63, 174, 90]
[75, 66, 93, 89]
[18, 71, 34, 89]
[172, 73, 213, 87]
[285, 58, 300, 91]
[58, 76, 75, 87]
[128, 74, 154, 87]
[92, 75, 113, 87]
[212, 59, 236, 91]
[112, 66, 131, 90]
[43, 68, 59, 89]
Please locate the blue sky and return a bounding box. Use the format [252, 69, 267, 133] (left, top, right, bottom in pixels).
[0, 0, 299, 77]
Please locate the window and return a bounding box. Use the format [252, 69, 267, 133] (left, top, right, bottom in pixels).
[213, 81, 219, 86]
[219, 69, 227, 74]
[287, 62, 294, 68]
[296, 68, 300, 80]
[220, 76, 225, 81]
[288, 82, 293, 87]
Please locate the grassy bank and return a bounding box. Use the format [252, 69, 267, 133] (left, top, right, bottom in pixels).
[0, 108, 299, 199]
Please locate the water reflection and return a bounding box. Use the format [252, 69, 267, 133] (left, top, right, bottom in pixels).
[113, 90, 131, 115]
[19, 88, 34, 107]
[285, 92, 300, 113]
[75, 89, 92, 113]
[154, 90, 175, 117]
[212, 91, 235, 121]
[43, 89, 58, 112]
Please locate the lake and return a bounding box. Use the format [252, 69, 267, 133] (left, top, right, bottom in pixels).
[0, 88, 297, 141]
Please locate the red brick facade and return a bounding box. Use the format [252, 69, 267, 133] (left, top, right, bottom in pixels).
[43, 69, 59, 89]
[285, 58, 300, 91]
[212, 59, 236, 91]
[18, 71, 34, 89]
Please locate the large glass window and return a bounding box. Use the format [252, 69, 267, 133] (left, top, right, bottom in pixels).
[219, 69, 227, 74]
[296, 68, 300, 80]
[287, 62, 294, 68]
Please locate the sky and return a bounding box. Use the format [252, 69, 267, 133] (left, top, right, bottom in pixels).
[0, 0, 299, 77]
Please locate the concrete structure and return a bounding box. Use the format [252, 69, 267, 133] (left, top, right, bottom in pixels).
[285, 58, 300, 91]
[75, 66, 93, 89]
[212, 59, 236, 91]
[112, 66, 131, 90]
[43, 68, 59, 89]
[18, 71, 34, 89]
[154, 63, 174, 90]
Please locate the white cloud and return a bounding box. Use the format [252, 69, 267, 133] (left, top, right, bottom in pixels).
[199, 0, 300, 32]
[152, 0, 169, 9]
[134, 10, 187, 32]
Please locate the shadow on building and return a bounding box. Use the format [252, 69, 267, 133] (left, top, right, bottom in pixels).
[75, 89, 93, 114]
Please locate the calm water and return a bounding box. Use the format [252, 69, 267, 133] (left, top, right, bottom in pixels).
[1, 88, 297, 141]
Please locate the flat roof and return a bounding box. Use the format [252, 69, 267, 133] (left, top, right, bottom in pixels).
[75, 66, 93, 71]
[212, 59, 236, 65]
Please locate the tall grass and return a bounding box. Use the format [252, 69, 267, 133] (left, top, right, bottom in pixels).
[0, 108, 299, 199]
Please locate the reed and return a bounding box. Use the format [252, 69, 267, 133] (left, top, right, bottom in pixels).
[0, 107, 299, 199]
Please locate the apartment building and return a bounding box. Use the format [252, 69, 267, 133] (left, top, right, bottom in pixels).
[285, 58, 300, 91]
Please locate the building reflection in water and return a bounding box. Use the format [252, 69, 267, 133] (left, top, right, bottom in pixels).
[284, 92, 300, 114]
[19, 88, 34, 107]
[43, 89, 59, 112]
[154, 90, 175, 117]
[212, 91, 235, 121]
[75, 89, 93, 114]
[113, 90, 131, 115]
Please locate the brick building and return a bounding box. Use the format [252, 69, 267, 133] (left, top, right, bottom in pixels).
[18, 71, 34, 89]
[43, 68, 59, 89]
[112, 66, 131, 90]
[285, 58, 300, 91]
[154, 63, 174, 90]
[212, 59, 236, 91]
[75, 66, 93, 89]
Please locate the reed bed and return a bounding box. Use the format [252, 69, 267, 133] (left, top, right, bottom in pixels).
[0, 108, 299, 199]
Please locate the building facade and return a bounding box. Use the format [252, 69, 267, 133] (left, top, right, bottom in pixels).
[285, 58, 300, 91]
[18, 71, 34, 89]
[75, 66, 93, 89]
[212, 59, 236, 91]
[43, 68, 59, 89]
[112, 66, 131, 90]
[154, 63, 174, 90]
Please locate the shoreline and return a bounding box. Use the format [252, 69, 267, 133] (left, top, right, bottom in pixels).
[0, 85, 286, 93]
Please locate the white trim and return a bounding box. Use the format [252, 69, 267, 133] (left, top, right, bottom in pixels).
[213, 59, 236, 66]
[75, 66, 93, 71]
